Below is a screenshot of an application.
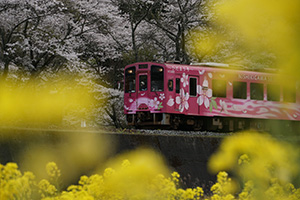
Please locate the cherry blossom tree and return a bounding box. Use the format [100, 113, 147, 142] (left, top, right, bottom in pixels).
[111, 0, 162, 62]
[0, 0, 119, 80]
[145, 0, 208, 64]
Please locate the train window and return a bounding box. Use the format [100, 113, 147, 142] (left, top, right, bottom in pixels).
[125, 67, 136, 93]
[168, 79, 173, 91]
[233, 81, 247, 99]
[176, 78, 180, 93]
[267, 84, 280, 101]
[250, 83, 264, 100]
[283, 84, 296, 103]
[139, 75, 147, 91]
[151, 65, 164, 91]
[212, 79, 227, 98]
[190, 78, 197, 96]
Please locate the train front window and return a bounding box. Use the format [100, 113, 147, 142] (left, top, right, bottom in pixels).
[125, 67, 136, 93]
[151, 65, 164, 91]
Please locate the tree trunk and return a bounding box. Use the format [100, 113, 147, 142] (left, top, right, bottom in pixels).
[1, 60, 9, 81]
[175, 24, 182, 62]
[131, 22, 139, 62]
[181, 25, 190, 64]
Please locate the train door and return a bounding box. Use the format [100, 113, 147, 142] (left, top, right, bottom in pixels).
[188, 76, 199, 115]
[174, 75, 181, 111]
[137, 73, 148, 108]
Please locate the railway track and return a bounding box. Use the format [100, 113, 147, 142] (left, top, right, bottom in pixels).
[121, 128, 230, 137]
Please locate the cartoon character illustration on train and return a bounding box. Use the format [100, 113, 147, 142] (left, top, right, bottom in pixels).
[124, 62, 300, 131]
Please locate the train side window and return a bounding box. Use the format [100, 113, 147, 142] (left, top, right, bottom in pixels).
[176, 78, 180, 93]
[267, 84, 280, 101]
[283, 84, 296, 103]
[250, 83, 264, 100]
[189, 78, 197, 96]
[212, 79, 227, 98]
[168, 79, 173, 91]
[233, 81, 247, 99]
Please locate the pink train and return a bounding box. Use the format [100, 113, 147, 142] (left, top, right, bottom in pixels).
[124, 62, 300, 131]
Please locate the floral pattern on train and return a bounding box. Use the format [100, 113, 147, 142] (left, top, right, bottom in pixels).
[197, 76, 218, 112]
[175, 88, 190, 112]
[170, 73, 218, 113]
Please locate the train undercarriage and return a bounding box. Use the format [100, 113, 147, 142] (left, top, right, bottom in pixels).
[126, 112, 299, 134]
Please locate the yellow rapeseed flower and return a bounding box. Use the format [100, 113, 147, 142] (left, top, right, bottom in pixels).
[209, 131, 299, 199]
[0, 163, 35, 200]
[209, 132, 298, 185]
[38, 179, 57, 198]
[46, 162, 61, 178]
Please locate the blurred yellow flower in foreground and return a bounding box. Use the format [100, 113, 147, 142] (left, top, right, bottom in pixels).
[210, 171, 236, 200]
[0, 77, 94, 128]
[0, 162, 35, 200]
[1, 136, 300, 200]
[0, 149, 204, 200]
[46, 162, 61, 178]
[98, 148, 202, 200]
[209, 131, 300, 199]
[209, 132, 298, 183]
[190, 0, 300, 90]
[17, 131, 112, 187]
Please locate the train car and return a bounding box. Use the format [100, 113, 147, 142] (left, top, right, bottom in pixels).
[124, 62, 300, 131]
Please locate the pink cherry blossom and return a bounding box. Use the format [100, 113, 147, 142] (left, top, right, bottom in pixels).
[197, 85, 212, 108]
[167, 97, 175, 107]
[219, 100, 228, 114]
[176, 88, 189, 112]
[159, 93, 165, 100]
[150, 97, 160, 109]
[181, 73, 189, 88]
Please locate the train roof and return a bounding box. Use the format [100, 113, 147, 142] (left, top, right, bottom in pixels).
[125, 61, 278, 74]
[164, 62, 277, 75]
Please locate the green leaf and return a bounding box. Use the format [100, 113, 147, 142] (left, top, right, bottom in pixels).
[209, 103, 213, 112]
[212, 100, 218, 109]
[158, 102, 163, 109]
